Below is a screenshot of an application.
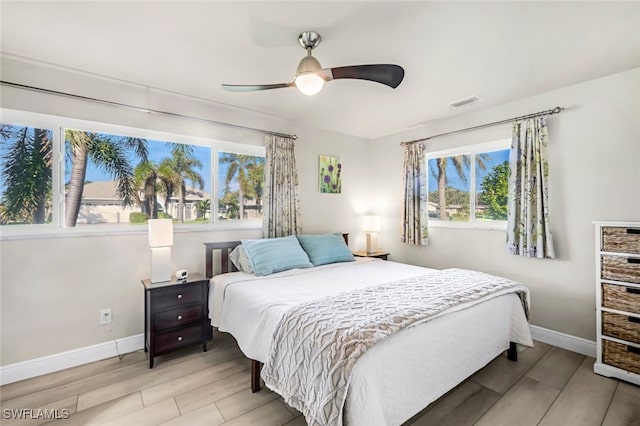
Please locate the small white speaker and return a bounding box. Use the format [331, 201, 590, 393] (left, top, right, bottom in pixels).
[176, 269, 188, 280]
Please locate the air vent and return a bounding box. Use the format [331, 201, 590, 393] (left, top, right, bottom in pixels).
[448, 95, 481, 109]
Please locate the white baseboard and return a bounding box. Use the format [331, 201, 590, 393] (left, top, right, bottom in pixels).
[0, 325, 597, 386]
[530, 325, 596, 358]
[0, 334, 144, 386]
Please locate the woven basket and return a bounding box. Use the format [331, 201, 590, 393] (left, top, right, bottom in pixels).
[602, 312, 640, 345]
[603, 340, 640, 375]
[602, 227, 640, 255]
[601, 255, 640, 284]
[602, 284, 640, 314]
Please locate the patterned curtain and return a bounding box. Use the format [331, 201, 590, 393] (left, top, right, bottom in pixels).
[263, 135, 302, 238]
[401, 142, 429, 245]
[506, 116, 555, 258]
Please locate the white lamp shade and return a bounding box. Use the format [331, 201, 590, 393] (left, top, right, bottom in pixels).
[148, 218, 173, 247]
[362, 215, 381, 233]
[295, 73, 325, 96]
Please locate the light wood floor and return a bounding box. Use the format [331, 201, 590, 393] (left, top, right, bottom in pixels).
[1, 331, 639, 426]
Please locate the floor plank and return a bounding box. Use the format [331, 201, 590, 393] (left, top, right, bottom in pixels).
[475, 376, 560, 426]
[160, 403, 226, 426]
[219, 399, 294, 426]
[538, 357, 618, 426]
[602, 382, 640, 426]
[525, 346, 584, 390]
[215, 387, 280, 421]
[100, 398, 181, 426]
[141, 357, 248, 406]
[45, 392, 144, 426]
[470, 341, 552, 394]
[409, 380, 501, 426]
[174, 370, 251, 415]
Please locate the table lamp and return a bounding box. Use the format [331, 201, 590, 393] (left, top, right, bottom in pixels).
[148, 218, 173, 283]
[362, 215, 381, 254]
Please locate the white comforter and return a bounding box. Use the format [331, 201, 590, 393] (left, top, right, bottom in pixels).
[209, 259, 533, 425]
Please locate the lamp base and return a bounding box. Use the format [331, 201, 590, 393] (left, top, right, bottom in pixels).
[151, 247, 172, 283]
[366, 232, 378, 254]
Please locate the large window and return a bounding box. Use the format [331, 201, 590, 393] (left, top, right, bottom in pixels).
[427, 139, 510, 227]
[0, 110, 264, 234]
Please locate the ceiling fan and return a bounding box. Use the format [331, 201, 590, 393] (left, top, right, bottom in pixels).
[222, 31, 405, 96]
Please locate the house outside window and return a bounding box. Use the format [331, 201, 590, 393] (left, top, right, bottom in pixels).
[426, 139, 510, 229]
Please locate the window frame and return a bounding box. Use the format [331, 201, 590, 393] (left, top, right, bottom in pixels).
[425, 138, 510, 231]
[0, 109, 265, 239]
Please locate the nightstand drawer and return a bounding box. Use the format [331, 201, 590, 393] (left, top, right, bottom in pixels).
[154, 325, 203, 353]
[601, 255, 640, 284]
[602, 311, 640, 345]
[602, 283, 640, 314]
[152, 285, 203, 310]
[602, 226, 640, 255]
[154, 305, 203, 332]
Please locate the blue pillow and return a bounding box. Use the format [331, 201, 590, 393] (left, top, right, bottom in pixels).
[296, 234, 355, 266]
[241, 236, 313, 276]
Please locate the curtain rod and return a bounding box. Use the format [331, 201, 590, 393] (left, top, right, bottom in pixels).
[401, 106, 563, 145]
[0, 80, 298, 140]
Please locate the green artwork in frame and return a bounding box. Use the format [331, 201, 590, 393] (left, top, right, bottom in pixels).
[319, 155, 342, 193]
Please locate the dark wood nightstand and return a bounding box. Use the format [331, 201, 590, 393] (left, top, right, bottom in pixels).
[352, 250, 390, 261]
[141, 273, 209, 368]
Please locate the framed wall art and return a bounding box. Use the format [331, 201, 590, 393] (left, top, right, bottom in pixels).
[319, 155, 342, 193]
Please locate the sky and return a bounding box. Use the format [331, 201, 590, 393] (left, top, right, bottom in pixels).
[427, 149, 509, 193]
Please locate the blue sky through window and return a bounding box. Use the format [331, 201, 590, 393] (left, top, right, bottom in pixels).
[428, 149, 509, 192]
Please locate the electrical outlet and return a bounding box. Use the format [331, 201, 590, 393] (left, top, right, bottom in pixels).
[100, 308, 112, 325]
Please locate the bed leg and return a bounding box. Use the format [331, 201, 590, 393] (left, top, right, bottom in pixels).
[507, 341, 518, 361]
[251, 360, 262, 393]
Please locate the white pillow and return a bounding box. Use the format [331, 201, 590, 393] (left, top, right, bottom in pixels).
[229, 244, 254, 274]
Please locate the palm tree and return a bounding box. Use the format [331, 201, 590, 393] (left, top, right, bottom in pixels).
[162, 144, 204, 223]
[219, 153, 264, 219]
[65, 130, 148, 227]
[432, 154, 488, 220]
[134, 161, 159, 219]
[0, 126, 52, 224]
[195, 199, 211, 222]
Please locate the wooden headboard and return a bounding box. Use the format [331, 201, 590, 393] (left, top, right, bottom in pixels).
[204, 233, 349, 279]
[204, 241, 241, 278]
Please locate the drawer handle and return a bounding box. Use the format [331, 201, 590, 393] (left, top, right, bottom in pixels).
[627, 258, 640, 264]
[177, 336, 183, 342]
[629, 345, 640, 355]
[627, 287, 640, 295]
[626, 228, 640, 234]
[177, 294, 183, 299]
[629, 316, 640, 324]
[177, 315, 183, 320]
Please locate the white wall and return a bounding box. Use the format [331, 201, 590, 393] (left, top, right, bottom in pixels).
[0, 56, 369, 365]
[368, 68, 640, 341]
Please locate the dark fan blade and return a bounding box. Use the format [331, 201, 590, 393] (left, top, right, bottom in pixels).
[221, 83, 292, 92]
[328, 64, 405, 89]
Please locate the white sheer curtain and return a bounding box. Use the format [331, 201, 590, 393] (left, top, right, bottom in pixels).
[506, 116, 555, 258]
[401, 142, 429, 245]
[263, 135, 301, 238]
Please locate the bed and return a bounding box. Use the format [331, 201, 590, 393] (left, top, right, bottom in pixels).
[204, 235, 533, 426]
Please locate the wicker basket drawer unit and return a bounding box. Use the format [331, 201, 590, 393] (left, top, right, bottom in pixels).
[602, 311, 640, 345]
[602, 340, 640, 375]
[601, 255, 640, 284]
[602, 226, 640, 255]
[601, 283, 640, 314]
[594, 221, 640, 385]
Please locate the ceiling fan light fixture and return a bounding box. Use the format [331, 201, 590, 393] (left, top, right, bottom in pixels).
[294, 72, 325, 96]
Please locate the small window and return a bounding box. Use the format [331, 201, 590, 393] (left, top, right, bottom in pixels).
[426, 140, 510, 228]
[0, 124, 53, 225]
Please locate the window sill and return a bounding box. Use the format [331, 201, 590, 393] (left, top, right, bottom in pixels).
[428, 221, 507, 231]
[0, 220, 262, 241]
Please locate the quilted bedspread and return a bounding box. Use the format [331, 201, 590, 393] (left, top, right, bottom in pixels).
[260, 268, 529, 426]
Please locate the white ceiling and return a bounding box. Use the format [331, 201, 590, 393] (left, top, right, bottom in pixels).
[1, 1, 639, 139]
